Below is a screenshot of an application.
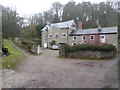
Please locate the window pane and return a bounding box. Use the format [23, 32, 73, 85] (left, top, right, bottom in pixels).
[101, 36, 104, 38]
[91, 36, 94, 39]
[54, 34, 58, 38]
[62, 33, 67, 37]
[83, 36, 85, 40]
[73, 36, 77, 40]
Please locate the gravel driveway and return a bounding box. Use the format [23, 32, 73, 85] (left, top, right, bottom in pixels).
[2, 42, 118, 88]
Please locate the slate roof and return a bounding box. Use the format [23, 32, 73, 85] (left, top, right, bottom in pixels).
[42, 20, 76, 31]
[70, 26, 118, 36]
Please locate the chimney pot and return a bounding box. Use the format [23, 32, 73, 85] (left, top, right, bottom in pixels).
[78, 21, 82, 29]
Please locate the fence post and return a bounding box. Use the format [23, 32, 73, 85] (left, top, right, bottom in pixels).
[59, 43, 66, 57]
[37, 45, 40, 55]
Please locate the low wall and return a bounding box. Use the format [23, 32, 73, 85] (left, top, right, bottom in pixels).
[59, 43, 116, 59]
[31, 44, 42, 55]
[14, 38, 42, 55]
[67, 51, 116, 59]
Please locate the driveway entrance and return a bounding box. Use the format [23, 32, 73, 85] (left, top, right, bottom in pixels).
[2, 47, 118, 88]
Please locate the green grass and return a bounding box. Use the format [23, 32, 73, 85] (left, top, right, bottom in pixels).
[1, 40, 26, 69]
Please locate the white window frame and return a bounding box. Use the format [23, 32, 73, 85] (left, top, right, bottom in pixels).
[73, 36, 77, 40]
[61, 33, 67, 38]
[100, 35, 105, 43]
[48, 34, 52, 38]
[54, 33, 59, 38]
[72, 42, 77, 46]
[43, 37, 46, 40]
[90, 35, 95, 40]
[82, 35, 86, 40]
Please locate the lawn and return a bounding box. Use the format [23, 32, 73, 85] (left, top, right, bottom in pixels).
[1, 40, 26, 69]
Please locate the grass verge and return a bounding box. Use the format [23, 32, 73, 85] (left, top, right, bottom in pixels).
[2, 40, 26, 69]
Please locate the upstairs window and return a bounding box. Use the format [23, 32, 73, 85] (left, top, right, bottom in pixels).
[73, 36, 77, 40]
[61, 33, 67, 37]
[48, 34, 52, 38]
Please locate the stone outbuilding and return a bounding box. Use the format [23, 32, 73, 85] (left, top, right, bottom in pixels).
[70, 26, 118, 47]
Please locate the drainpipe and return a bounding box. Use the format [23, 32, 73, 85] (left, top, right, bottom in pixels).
[98, 24, 102, 45]
[47, 30, 48, 48]
[67, 24, 69, 45]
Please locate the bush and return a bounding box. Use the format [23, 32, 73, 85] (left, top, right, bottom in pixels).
[65, 44, 117, 54]
[2, 47, 10, 56]
[50, 40, 57, 46]
[2, 43, 12, 56]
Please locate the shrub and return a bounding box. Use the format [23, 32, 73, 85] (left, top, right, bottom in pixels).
[2, 40, 26, 69]
[50, 40, 57, 46]
[2, 45, 12, 56]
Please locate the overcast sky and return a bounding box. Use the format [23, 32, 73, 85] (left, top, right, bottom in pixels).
[1, 0, 114, 17]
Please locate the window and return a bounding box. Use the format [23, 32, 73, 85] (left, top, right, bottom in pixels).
[54, 33, 59, 38]
[72, 42, 77, 46]
[73, 36, 77, 40]
[100, 35, 105, 43]
[61, 33, 67, 37]
[90, 35, 94, 40]
[100, 35, 104, 38]
[43, 37, 46, 40]
[82, 35, 86, 40]
[48, 34, 52, 38]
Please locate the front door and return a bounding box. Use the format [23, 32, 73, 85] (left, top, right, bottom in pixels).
[44, 43, 47, 48]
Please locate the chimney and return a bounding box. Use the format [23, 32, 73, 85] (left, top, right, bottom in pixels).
[47, 21, 51, 26]
[98, 24, 102, 32]
[78, 21, 83, 29]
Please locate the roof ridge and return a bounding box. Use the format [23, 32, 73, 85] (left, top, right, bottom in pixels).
[78, 26, 117, 31]
[51, 19, 74, 25]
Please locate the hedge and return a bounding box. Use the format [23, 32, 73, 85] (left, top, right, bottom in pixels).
[65, 44, 117, 54]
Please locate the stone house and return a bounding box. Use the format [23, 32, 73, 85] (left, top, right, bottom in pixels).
[42, 20, 77, 48]
[42, 19, 118, 48]
[70, 26, 118, 47]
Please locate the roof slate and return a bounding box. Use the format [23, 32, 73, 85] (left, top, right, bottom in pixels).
[70, 26, 118, 36]
[42, 20, 75, 31]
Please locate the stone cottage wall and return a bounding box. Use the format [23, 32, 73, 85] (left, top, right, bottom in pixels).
[42, 28, 73, 48]
[105, 34, 118, 48]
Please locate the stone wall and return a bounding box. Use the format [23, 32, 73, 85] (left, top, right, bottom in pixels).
[105, 34, 118, 48]
[59, 44, 116, 59]
[67, 51, 116, 59]
[14, 38, 42, 55]
[31, 44, 42, 55]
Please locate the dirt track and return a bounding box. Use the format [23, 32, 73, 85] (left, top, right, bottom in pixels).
[2, 42, 118, 88]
